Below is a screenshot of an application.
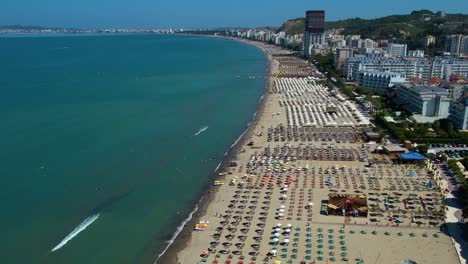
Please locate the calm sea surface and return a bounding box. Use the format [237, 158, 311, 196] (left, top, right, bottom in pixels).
[0, 34, 266, 264]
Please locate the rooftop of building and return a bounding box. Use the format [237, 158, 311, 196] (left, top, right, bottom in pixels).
[359, 70, 405, 77]
[412, 85, 449, 94]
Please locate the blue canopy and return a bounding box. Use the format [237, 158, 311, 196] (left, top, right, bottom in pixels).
[400, 152, 425, 160]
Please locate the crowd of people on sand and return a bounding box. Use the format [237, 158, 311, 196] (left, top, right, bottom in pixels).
[273, 78, 370, 128]
[185, 45, 455, 264]
[267, 126, 363, 143]
[276, 58, 318, 78]
[249, 144, 368, 162]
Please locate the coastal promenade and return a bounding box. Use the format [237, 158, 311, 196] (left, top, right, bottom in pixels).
[167, 41, 460, 264]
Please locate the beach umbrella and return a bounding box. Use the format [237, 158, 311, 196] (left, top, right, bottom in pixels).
[279, 209, 285, 213]
[286, 223, 292, 228]
[275, 228, 281, 232]
[285, 229, 291, 233]
[274, 233, 280, 237]
[308, 202, 314, 207]
[280, 205, 286, 209]
[276, 223, 282, 227]
[283, 239, 290, 244]
[278, 213, 284, 217]
[273, 238, 280, 242]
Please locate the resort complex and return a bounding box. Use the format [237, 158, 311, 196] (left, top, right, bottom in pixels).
[174, 41, 462, 264]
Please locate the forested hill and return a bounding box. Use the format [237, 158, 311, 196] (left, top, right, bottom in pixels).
[278, 10, 467, 49]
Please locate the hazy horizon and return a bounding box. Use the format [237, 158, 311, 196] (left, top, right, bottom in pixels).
[1, 0, 467, 29]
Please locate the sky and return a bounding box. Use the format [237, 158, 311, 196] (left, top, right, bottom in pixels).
[1, 0, 467, 29]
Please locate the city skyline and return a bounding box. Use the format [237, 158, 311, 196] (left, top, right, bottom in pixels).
[1, 0, 467, 29]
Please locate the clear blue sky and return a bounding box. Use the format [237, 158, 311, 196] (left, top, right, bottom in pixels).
[1, 0, 467, 29]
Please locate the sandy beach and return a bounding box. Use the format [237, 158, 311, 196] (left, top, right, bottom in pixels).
[158, 39, 460, 264]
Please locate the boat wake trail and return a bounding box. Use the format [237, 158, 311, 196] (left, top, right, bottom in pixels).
[193, 126, 209, 136]
[51, 213, 100, 252]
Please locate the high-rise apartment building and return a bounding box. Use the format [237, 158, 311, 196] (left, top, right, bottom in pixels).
[304, 10, 325, 57]
[387, 43, 407, 57]
[343, 57, 468, 81]
[445, 35, 468, 55]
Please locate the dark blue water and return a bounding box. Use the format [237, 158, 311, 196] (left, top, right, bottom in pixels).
[0, 34, 266, 264]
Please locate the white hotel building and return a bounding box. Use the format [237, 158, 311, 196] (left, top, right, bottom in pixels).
[344, 57, 468, 81]
[357, 70, 406, 93]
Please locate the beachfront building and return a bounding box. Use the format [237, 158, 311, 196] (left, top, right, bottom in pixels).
[393, 84, 451, 118]
[408, 50, 425, 58]
[387, 43, 407, 57]
[357, 70, 406, 93]
[449, 98, 468, 130]
[361, 38, 377, 49]
[445, 34, 468, 55]
[304, 10, 325, 57]
[343, 57, 468, 81]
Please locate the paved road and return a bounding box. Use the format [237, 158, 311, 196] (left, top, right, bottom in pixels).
[438, 163, 468, 264]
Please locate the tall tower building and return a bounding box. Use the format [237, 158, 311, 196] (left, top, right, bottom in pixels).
[304, 10, 325, 57]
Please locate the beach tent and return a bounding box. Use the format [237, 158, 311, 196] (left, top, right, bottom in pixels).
[400, 152, 425, 161]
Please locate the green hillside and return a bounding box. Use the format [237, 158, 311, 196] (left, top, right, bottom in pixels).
[278, 10, 467, 49]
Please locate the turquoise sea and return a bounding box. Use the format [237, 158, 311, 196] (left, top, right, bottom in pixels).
[0, 34, 266, 264]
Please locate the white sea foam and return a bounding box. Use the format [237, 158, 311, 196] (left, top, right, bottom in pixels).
[51, 213, 100, 252]
[214, 161, 222, 172]
[193, 126, 209, 136]
[155, 204, 199, 263]
[230, 128, 249, 149]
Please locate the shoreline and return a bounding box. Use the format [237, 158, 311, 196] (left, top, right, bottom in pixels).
[159, 35, 459, 264]
[154, 37, 278, 264]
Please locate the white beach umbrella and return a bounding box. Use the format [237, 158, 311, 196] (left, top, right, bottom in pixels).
[285, 228, 291, 233]
[283, 239, 290, 243]
[280, 205, 286, 209]
[308, 202, 314, 207]
[282, 194, 287, 198]
[279, 209, 285, 213]
[278, 213, 284, 217]
[275, 228, 281, 232]
[286, 223, 292, 228]
[276, 223, 282, 227]
[273, 238, 279, 242]
[274, 232, 280, 237]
